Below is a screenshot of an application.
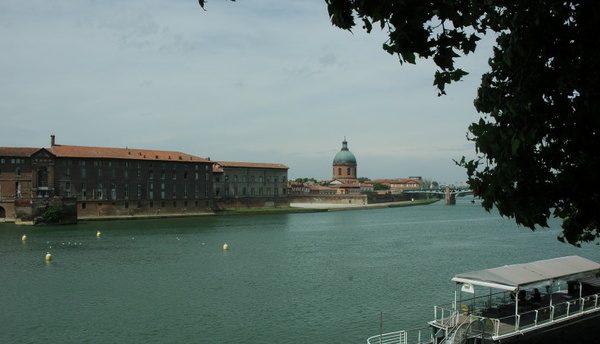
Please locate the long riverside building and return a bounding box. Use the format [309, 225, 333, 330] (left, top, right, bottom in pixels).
[0, 136, 288, 224]
[213, 161, 290, 210]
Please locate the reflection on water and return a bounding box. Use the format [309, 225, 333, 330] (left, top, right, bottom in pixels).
[1, 199, 598, 343]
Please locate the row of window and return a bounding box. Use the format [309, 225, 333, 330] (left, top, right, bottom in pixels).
[66, 168, 210, 181]
[214, 187, 287, 197]
[58, 183, 287, 200]
[62, 182, 210, 200]
[8, 167, 212, 187]
[216, 175, 286, 183]
[0, 158, 27, 164]
[335, 167, 355, 175]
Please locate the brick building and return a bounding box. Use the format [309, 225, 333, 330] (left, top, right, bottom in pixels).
[366, 178, 422, 193]
[332, 138, 357, 182]
[1, 136, 217, 223]
[212, 161, 289, 209]
[1, 136, 291, 223]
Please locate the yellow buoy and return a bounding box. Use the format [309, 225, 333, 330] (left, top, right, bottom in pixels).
[22, 234, 27, 241]
[222, 243, 229, 251]
[96, 231, 102, 238]
[45, 252, 52, 261]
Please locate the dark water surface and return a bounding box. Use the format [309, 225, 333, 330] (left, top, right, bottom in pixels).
[2, 199, 599, 343]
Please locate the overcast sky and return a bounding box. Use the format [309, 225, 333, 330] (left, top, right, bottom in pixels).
[1, 0, 494, 184]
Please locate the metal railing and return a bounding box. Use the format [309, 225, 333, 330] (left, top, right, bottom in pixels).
[367, 326, 434, 344]
[369, 292, 600, 344]
[490, 293, 600, 339]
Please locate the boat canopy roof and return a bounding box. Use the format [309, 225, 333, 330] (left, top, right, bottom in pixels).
[451, 256, 600, 291]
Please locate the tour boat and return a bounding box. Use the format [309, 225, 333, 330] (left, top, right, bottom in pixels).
[367, 256, 600, 344]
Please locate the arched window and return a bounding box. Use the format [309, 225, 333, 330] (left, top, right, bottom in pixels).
[338, 168, 342, 175]
[347, 167, 351, 175]
[38, 166, 48, 187]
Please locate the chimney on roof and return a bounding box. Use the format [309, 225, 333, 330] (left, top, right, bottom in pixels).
[51, 135, 56, 146]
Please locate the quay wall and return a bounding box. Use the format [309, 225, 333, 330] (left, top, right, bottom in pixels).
[0, 201, 16, 222]
[214, 196, 290, 210]
[15, 197, 77, 225]
[290, 193, 422, 205]
[289, 195, 368, 205]
[77, 199, 214, 218]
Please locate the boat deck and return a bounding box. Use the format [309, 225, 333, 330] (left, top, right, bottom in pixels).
[430, 291, 600, 341]
[368, 298, 600, 344]
[367, 257, 600, 344]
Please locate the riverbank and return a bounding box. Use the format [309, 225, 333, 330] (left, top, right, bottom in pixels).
[74, 198, 440, 221]
[289, 198, 438, 211]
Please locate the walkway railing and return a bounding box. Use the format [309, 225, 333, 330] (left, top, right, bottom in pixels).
[490, 293, 600, 339]
[366, 326, 434, 344]
[368, 292, 600, 344]
[435, 292, 600, 340]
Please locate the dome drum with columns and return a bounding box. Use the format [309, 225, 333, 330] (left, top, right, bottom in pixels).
[332, 138, 357, 180]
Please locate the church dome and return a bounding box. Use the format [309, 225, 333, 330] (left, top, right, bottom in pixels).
[333, 139, 356, 165]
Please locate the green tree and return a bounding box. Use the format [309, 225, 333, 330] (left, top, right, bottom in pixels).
[293, 178, 318, 183]
[42, 206, 61, 224]
[358, 177, 371, 182]
[421, 179, 439, 189]
[373, 183, 390, 191]
[200, 1, 600, 245]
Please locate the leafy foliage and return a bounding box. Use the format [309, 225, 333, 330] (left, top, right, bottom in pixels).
[329, 0, 600, 245]
[294, 177, 318, 183]
[373, 183, 391, 191]
[463, 1, 600, 246]
[421, 179, 439, 188]
[200, 1, 600, 245]
[42, 206, 61, 224]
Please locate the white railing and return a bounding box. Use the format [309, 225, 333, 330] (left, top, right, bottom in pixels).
[369, 293, 600, 344]
[436, 293, 600, 340]
[491, 293, 600, 339]
[366, 330, 407, 344]
[366, 326, 434, 344]
[438, 314, 477, 344]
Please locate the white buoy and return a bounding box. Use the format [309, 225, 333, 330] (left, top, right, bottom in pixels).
[21, 234, 27, 241]
[222, 243, 229, 251]
[45, 252, 52, 261]
[96, 231, 101, 238]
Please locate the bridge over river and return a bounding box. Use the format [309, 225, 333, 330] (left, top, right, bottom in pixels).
[404, 186, 472, 205]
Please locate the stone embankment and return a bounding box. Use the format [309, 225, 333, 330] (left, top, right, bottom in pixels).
[77, 199, 439, 221]
[289, 198, 438, 211]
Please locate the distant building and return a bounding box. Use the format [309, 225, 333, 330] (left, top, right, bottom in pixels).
[366, 178, 422, 193]
[0, 135, 289, 223]
[288, 181, 309, 195]
[332, 138, 358, 182]
[288, 138, 422, 205]
[212, 161, 289, 209]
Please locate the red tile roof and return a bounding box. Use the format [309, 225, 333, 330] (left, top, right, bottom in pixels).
[368, 178, 421, 184]
[0, 147, 40, 157]
[48, 145, 210, 163]
[215, 161, 289, 170]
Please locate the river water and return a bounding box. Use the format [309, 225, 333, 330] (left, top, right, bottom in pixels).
[2, 198, 599, 343]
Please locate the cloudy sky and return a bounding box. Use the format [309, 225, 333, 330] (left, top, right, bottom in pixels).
[1, 0, 493, 184]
